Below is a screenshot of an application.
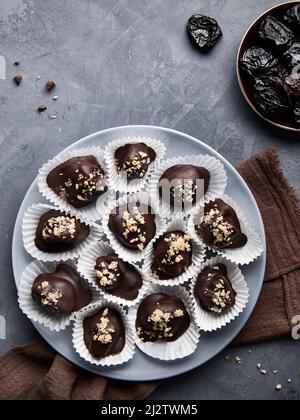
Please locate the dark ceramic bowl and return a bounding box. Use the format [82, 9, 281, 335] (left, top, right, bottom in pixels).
[237, 1, 300, 132]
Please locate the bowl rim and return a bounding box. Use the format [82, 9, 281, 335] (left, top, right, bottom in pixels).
[236, 0, 300, 132]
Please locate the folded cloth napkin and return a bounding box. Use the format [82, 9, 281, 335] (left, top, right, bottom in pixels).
[0, 148, 299, 400]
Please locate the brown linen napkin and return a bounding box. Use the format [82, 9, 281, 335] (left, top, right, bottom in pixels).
[0, 147, 299, 400]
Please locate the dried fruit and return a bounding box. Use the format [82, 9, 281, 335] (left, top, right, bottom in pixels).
[283, 42, 300, 71]
[187, 14, 222, 52]
[38, 105, 47, 113]
[284, 5, 300, 31]
[240, 46, 278, 78]
[284, 73, 300, 97]
[293, 100, 300, 123]
[259, 16, 294, 52]
[13, 75, 22, 86]
[47, 80, 56, 91]
[253, 75, 290, 117]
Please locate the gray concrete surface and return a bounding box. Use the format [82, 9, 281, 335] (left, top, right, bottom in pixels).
[0, 0, 299, 400]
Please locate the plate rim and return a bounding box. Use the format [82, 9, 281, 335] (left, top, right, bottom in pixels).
[12, 125, 266, 381]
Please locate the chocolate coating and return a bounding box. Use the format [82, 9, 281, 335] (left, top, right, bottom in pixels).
[196, 199, 248, 249]
[47, 155, 106, 208]
[159, 165, 210, 209]
[94, 255, 143, 300]
[151, 231, 193, 280]
[83, 307, 125, 358]
[108, 203, 156, 251]
[136, 293, 190, 342]
[35, 209, 90, 253]
[194, 263, 236, 314]
[115, 143, 156, 180]
[31, 264, 92, 314]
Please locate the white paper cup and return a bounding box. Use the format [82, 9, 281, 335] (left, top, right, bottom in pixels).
[188, 194, 264, 265]
[77, 240, 150, 307]
[104, 136, 166, 194]
[18, 260, 99, 332]
[72, 300, 135, 366]
[22, 203, 102, 262]
[143, 215, 205, 286]
[37, 147, 113, 223]
[149, 154, 227, 218]
[128, 284, 200, 361]
[102, 191, 167, 263]
[190, 256, 249, 332]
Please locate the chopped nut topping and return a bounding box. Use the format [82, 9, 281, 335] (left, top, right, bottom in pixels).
[95, 260, 120, 287]
[203, 206, 236, 246]
[146, 307, 185, 339]
[116, 151, 151, 178]
[205, 277, 232, 314]
[93, 308, 115, 344]
[122, 207, 147, 250]
[41, 288, 62, 309]
[42, 216, 76, 239]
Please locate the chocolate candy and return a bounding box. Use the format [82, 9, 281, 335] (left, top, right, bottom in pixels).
[35, 209, 90, 253]
[31, 264, 92, 314]
[83, 307, 125, 358]
[115, 143, 156, 180]
[150, 231, 193, 280]
[194, 263, 236, 314]
[159, 165, 210, 209]
[94, 255, 143, 300]
[136, 293, 190, 342]
[47, 155, 106, 208]
[108, 203, 156, 251]
[196, 198, 248, 249]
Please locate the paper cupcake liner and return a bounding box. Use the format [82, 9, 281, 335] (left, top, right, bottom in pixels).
[102, 191, 167, 263]
[143, 215, 205, 286]
[18, 260, 99, 332]
[190, 255, 249, 332]
[128, 284, 200, 361]
[72, 300, 135, 366]
[77, 240, 151, 307]
[22, 203, 103, 262]
[104, 136, 166, 194]
[37, 147, 113, 223]
[149, 154, 227, 218]
[187, 194, 264, 265]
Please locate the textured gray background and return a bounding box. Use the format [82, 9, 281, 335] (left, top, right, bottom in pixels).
[0, 0, 299, 400]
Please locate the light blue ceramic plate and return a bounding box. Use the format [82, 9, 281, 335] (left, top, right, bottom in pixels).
[12, 125, 266, 381]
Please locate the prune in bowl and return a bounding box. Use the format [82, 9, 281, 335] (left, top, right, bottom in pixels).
[258, 16, 294, 53]
[240, 46, 278, 78]
[253, 76, 290, 117]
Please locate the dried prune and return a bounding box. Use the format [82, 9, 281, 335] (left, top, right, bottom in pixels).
[283, 42, 300, 71]
[240, 46, 278, 78]
[284, 73, 300, 97]
[284, 5, 300, 30]
[293, 100, 300, 123]
[253, 76, 290, 117]
[187, 14, 222, 52]
[258, 16, 294, 52]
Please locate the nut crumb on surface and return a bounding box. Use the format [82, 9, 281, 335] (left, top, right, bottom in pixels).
[13, 75, 22, 86]
[275, 384, 282, 391]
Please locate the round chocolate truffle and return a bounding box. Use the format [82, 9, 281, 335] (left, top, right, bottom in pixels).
[150, 231, 193, 280]
[35, 209, 90, 253]
[46, 155, 106, 208]
[31, 264, 92, 314]
[136, 293, 190, 342]
[196, 199, 248, 249]
[115, 143, 156, 180]
[194, 263, 236, 314]
[83, 307, 126, 358]
[94, 255, 143, 300]
[159, 164, 210, 210]
[108, 203, 156, 251]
